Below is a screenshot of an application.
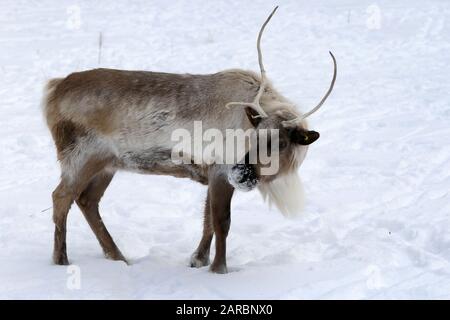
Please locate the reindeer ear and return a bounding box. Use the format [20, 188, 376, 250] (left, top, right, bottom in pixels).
[245, 107, 262, 127]
[290, 129, 320, 145]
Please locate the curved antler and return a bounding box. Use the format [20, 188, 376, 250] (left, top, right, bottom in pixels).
[283, 51, 337, 126]
[225, 6, 279, 118]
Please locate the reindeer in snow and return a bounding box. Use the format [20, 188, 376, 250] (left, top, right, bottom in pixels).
[43, 7, 336, 273]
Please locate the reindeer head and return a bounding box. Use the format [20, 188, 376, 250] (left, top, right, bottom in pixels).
[243, 107, 319, 181]
[227, 6, 337, 216]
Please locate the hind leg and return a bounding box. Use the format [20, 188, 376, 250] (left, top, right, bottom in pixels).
[52, 157, 112, 265]
[76, 171, 126, 263]
[190, 193, 213, 268]
[52, 181, 74, 265]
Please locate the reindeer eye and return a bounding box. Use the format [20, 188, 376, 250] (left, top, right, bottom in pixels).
[279, 140, 287, 150]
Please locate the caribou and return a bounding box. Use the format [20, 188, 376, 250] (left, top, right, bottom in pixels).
[42, 7, 336, 273]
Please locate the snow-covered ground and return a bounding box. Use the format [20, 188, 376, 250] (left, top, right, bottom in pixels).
[1, 0, 449, 299]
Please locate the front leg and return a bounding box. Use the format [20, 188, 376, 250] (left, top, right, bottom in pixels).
[209, 171, 234, 274]
[190, 193, 213, 268]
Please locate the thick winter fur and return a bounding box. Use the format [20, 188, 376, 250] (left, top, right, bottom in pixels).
[43, 68, 309, 188]
[258, 168, 305, 217]
[43, 68, 310, 272]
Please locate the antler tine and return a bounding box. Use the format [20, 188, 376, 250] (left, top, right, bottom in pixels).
[283, 51, 337, 126]
[225, 6, 279, 118]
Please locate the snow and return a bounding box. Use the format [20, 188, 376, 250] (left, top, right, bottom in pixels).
[1, 0, 450, 299]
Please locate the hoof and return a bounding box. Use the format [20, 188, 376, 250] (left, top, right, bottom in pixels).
[209, 263, 228, 274]
[190, 253, 210, 268]
[105, 251, 128, 265]
[53, 252, 69, 265]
